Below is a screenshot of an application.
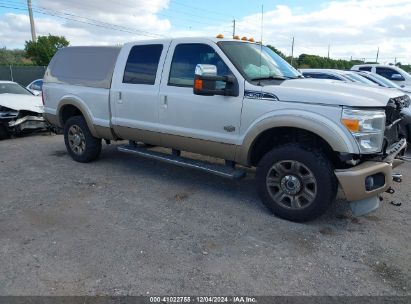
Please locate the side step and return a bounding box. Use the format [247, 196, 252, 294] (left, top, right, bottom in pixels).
[117, 144, 246, 180]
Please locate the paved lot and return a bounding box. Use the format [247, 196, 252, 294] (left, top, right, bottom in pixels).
[0, 134, 410, 296]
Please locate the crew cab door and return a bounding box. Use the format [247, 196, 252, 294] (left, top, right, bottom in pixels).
[110, 41, 170, 144]
[158, 40, 244, 160]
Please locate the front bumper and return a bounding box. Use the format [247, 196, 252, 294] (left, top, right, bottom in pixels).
[335, 138, 407, 202]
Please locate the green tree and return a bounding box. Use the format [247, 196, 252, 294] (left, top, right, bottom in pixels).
[25, 34, 69, 66]
[0, 48, 29, 65]
[266, 45, 287, 60]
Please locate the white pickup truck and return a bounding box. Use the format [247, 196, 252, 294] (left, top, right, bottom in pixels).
[43, 37, 409, 222]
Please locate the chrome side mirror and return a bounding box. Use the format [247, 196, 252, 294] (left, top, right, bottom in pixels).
[391, 73, 404, 81]
[195, 64, 217, 77]
[193, 64, 238, 97]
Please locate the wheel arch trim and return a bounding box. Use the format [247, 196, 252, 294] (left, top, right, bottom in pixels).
[57, 95, 99, 137]
[236, 110, 359, 165]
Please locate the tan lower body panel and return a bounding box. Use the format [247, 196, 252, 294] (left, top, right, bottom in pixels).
[113, 125, 236, 161]
[44, 113, 60, 127]
[335, 161, 392, 201]
[94, 125, 116, 140]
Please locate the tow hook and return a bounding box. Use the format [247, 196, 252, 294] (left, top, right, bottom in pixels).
[393, 173, 402, 183]
[386, 187, 395, 194]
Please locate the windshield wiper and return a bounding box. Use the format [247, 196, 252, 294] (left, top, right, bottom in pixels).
[250, 75, 287, 81]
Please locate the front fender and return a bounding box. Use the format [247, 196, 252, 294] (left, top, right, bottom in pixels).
[236, 109, 359, 165]
[57, 95, 99, 137]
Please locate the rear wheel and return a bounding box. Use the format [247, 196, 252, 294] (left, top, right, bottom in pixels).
[256, 143, 337, 222]
[64, 115, 101, 163]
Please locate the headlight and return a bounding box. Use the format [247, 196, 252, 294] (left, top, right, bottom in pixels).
[341, 108, 385, 154]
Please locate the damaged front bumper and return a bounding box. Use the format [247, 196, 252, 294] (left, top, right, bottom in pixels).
[8, 115, 48, 130]
[0, 110, 48, 136]
[334, 138, 407, 215]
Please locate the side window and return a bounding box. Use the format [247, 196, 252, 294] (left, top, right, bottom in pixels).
[322, 74, 342, 80]
[359, 66, 372, 72]
[123, 44, 163, 85]
[31, 80, 43, 90]
[168, 43, 231, 87]
[306, 73, 341, 80]
[376, 67, 404, 81]
[302, 73, 315, 78]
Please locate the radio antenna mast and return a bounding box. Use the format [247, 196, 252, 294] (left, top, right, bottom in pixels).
[259, 4, 264, 83]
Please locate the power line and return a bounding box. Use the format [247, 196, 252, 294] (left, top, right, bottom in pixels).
[0, 2, 166, 38]
[170, 0, 234, 18]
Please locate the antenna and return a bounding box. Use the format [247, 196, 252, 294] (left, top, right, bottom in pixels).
[259, 4, 263, 83]
[232, 19, 236, 38]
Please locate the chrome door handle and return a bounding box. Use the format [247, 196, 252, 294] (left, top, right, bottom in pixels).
[117, 91, 122, 103]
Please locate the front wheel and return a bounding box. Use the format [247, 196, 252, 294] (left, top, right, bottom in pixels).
[256, 144, 337, 222]
[64, 115, 102, 163]
[0, 124, 10, 140]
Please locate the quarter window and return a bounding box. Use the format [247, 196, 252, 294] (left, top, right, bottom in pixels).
[359, 66, 372, 72]
[123, 44, 163, 85]
[168, 43, 231, 87]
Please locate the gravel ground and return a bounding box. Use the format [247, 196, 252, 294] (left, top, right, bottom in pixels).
[0, 134, 410, 296]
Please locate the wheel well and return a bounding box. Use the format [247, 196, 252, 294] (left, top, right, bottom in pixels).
[249, 127, 340, 167]
[60, 104, 83, 126]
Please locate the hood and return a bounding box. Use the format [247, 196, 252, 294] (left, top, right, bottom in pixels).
[259, 79, 406, 107]
[0, 93, 43, 113]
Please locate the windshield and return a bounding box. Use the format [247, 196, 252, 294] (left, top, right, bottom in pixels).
[217, 41, 301, 81]
[0, 83, 33, 95]
[368, 73, 400, 88]
[342, 72, 377, 85]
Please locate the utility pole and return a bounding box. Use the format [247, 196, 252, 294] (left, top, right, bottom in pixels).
[327, 43, 330, 59]
[27, 0, 36, 41]
[290, 36, 295, 67]
[232, 19, 236, 38]
[376, 47, 379, 63]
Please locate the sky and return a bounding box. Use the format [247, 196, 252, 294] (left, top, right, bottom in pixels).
[0, 0, 410, 64]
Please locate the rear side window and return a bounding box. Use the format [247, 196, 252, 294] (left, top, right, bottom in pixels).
[123, 44, 163, 85]
[359, 66, 372, 72]
[168, 43, 231, 87]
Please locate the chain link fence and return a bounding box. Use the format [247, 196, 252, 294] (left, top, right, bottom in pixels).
[0, 65, 46, 86]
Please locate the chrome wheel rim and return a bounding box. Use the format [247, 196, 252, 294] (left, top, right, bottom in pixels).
[68, 125, 86, 155]
[266, 160, 317, 209]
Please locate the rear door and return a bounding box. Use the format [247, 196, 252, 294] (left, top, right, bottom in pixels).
[111, 41, 171, 144]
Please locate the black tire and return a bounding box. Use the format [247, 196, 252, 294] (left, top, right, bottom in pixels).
[0, 124, 10, 140]
[64, 115, 101, 163]
[256, 143, 337, 222]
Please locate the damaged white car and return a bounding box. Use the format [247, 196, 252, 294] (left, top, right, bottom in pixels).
[0, 81, 48, 140]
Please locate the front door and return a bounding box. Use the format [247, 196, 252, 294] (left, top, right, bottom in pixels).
[158, 40, 244, 159]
